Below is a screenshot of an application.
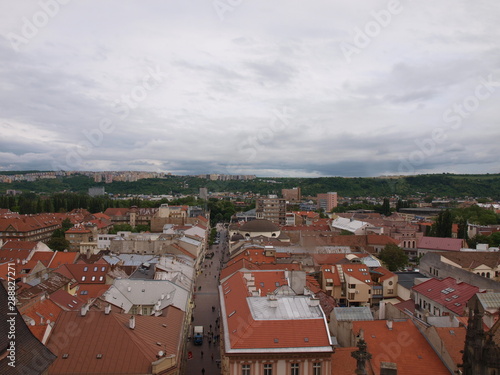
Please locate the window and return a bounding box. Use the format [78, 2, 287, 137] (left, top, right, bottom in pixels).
[81, 276, 86, 281]
[91, 276, 96, 281]
[291, 363, 299, 375]
[388, 289, 394, 294]
[242, 364, 250, 375]
[94, 266, 98, 272]
[348, 284, 356, 289]
[101, 267, 106, 272]
[313, 362, 321, 375]
[264, 363, 273, 375]
[83, 267, 88, 272]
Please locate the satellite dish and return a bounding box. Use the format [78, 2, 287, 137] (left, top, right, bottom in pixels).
[158, 350, 165, 357]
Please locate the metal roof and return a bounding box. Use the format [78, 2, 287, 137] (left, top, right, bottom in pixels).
[333, 307, 374, 321]
[477, 292, 500, 311]
[247, 296, 324, 320]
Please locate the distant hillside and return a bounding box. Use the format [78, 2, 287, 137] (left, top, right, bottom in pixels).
[0, 173, 499, 199]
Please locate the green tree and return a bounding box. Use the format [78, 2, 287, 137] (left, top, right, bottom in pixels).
[46, 237, 70, 251]
[381, 198, 391, 216]
[431, 210, 453, 238]
[378, 243, 408, 271]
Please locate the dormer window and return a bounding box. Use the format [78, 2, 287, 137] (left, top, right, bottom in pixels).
[83, 267, 88, 272]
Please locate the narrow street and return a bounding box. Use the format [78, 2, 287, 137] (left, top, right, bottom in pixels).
[185, 224, 228, 375]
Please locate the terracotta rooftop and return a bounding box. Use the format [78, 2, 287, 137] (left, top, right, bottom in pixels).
[57, 263, 109, 284]
[437, 251, 500, 270]
[239, 219, 280, 232]
[412, 277, 480, 315]
[220, 271, 332, 353]
[341, 264, 373, 285]
[46, 307, 184, 375]
[418, 236, 464, 251]
[48, 251, 80, 269]
[19, 298, 63, 342]
[331, 347, 369, 375]
[49, 289, 86, 311]
[435, 326, 467, 367]
[352, 320, 450, 375]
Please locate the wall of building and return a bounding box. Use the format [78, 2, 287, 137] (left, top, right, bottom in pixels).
[420, 253, 500, 291]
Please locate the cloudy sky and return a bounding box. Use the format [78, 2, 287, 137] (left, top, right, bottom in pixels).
[1, 1, 499, 177]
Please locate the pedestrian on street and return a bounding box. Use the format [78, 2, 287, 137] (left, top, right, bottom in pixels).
[211, 353, 214, 362]
[202, 368, 205, 374]
[201, 351, 203, 359]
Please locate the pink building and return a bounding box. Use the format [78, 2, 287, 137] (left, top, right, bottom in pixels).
[317, 192, 338, 212]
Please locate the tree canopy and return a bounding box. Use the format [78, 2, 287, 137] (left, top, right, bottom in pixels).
[378, 243, 408, 271]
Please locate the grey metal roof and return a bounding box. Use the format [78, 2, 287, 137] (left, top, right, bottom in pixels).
[333, 307, 374, 321]
[477, 292, 500, 311]
[103, 279, 189, 313]
[103, 254, 159, 266]
[395, 271, 428, 290]
[248, 296, 324, 320]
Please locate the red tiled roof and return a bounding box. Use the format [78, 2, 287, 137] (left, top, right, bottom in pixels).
[1, 240, 40, 251]
[435, 326, 467, 367]
[92, 212, 111, 220]
[252, 270, 287, 295]
[46, 307, 184, 375]
[49, 289, 85, 311]
[19, 298, 63, 342]
[65, 225, 92, 234]
[30, 251, 55, 267]
[306, 275, 322, 294]
[341, 264, 373, 285]
[313, 253, 349, 265]
[221, 271, 332, 351]
[352, 320, 450, 375]
[320, 264, 341, 286]
[103, 208, 130, 217]
[332, 348, 370, 375]
[57, 263, 109, 284]
[371, 267, 396, 282]
[228, 248, 277, 265]
[0, 215, 60, 233]
[48, 251, 79, 269]
[412, 277, 479, 315]
[392, 299, 416, 314]
[418, 236, 464, 251]
[76, 284, 111, 301]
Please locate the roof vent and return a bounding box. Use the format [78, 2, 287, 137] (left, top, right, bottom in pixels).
[104, 304, 111, 315]
[129, 315, 136, 330]
[80, 304, 89, 317]
[127, 286, 131, 292]
[62, 354, 69, 359]
[274, 338, 279, 343]
[268, 294, 278, 308]
[386, 320, 393, 330]
[96, 354, 103, 359]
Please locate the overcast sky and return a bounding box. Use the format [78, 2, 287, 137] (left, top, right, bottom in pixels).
[1, 1, 499, 177]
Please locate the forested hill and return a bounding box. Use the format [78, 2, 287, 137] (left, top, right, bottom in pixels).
[1, 173, 500, 199]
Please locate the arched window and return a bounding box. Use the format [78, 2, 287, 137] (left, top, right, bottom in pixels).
[486, 272, 490, 278]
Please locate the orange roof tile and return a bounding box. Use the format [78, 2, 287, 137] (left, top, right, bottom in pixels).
[48, 251, 79, 269]
[19, 298, 63, 342]
[341, 264, 373, 285]
[352, 320, 450, 375]
[221, 271, 332, 352]
[435, 326, 467, 367]
[46, 307, 184, 375]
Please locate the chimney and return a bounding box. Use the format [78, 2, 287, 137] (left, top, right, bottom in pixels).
[268, 294, 278, 308]
[380, 362, 397, 375]
[104, 304, 111, 315]
[80, 304, 89, 317]
[386, 320, 393, 331]
[129, 315, 136, 330]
